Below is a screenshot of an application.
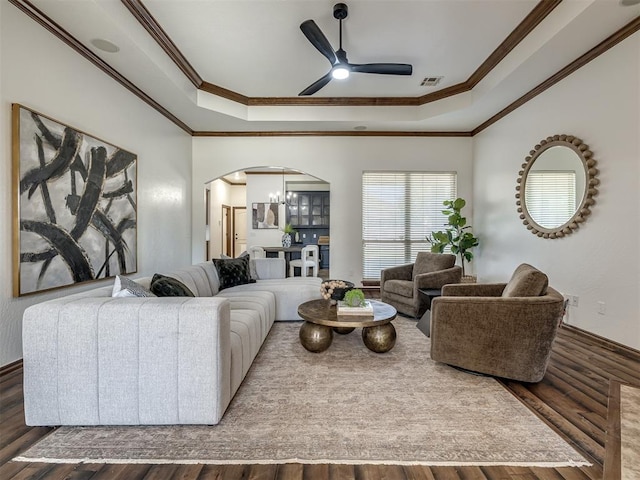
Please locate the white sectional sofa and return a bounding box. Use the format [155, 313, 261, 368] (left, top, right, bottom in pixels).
[22, 258, 321, 426]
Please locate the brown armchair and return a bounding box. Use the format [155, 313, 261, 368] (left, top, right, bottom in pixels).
[380, 252, 462, 318]
[429, 263, 565, 383]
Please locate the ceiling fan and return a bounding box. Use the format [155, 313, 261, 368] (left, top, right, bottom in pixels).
[299, 3, 413, 96]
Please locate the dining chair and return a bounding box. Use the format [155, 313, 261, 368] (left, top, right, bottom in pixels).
[289, 245, 319, 277]
[248, 246, 266, 259]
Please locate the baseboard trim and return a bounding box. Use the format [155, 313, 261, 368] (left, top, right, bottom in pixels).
[0, 359, 23, 377]
[561, 324, 640, 360]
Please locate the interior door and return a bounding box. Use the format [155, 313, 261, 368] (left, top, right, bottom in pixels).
[233, 207, 247, 257]
[222, 205, 231, 257]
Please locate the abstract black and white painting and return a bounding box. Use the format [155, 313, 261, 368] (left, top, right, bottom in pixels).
[12, 104, 137, 296]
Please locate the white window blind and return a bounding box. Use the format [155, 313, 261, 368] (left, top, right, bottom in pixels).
[362, 172, 457, 281]
[525, 171, 576, 228]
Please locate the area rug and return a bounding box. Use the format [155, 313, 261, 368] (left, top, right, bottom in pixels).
[15, 318, 588, 466]
[621, 384, 640, 479]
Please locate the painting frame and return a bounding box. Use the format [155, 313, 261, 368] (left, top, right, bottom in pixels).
[252, 202, 279, 229]
[12, 104, 138, 296]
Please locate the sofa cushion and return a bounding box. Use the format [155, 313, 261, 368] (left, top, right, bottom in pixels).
[112, 275, 156, 298]
[212, 256, 253, 290]
[502, 263, 549, 297]
[382, 279, 414, 298]
[166, 265, 213, 297]
[221, 278, 321, 321]
[216, 291, 275, 338]
[150, 274, 195, 297]
[413, 252, 456, 280]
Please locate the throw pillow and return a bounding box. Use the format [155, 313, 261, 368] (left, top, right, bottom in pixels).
[112, 275, 156, 298]
[249, 259, 258, 281]
[212, 255, 252, 290]
[150, 274, 195, 297]
[220, 252, 258, 281]
[502, 263, 549, 297]
[238, 251, 259, 281]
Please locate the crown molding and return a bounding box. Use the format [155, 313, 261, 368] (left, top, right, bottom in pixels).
[465, 0, 562, 89]
[121, 0, 203, 88]
[127, 0, 560, 107]
[9, 0, 638, 138]
[192, 131, 473, 137]
[473, 15, 640, 135]
[8, 0, 193, 135]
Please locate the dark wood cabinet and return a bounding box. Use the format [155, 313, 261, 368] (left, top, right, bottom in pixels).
[287, 191, 329, 228]
[319, 245, 330, 269]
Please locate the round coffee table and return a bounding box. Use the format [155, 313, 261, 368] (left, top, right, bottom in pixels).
[297, 299, 397, 353]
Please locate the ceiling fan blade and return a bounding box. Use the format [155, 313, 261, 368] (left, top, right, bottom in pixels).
[299, 72, 333, 96]
[350, 63, 413, 75]
[300, 20, 338, 65]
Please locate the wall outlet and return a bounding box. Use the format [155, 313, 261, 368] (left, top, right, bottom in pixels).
[569, 295, 579, 307]
[597, 301, 606, 315]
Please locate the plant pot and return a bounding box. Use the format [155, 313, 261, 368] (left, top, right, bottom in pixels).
[461, 275, 477, 284]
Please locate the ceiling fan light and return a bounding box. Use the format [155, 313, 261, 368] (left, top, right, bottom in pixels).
[332, 66, 350, 80]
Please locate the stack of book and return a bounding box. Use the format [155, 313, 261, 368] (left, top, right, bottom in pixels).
[337, 300, 374, 320]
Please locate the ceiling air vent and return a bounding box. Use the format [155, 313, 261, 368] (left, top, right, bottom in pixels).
[420, 76, 443, 87]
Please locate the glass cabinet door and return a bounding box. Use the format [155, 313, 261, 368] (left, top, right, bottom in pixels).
[311, 195, 323, 225]
[298, 194, 310, 226]
[285, 191, 329, 228]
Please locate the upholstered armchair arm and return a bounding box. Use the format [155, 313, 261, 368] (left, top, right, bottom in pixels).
[430, 288, 565, 382]
[380, 263, 413, 293]
[441, 282, 506, 297]
[414, 265, 462, 292]
[23, 296, 232, 425]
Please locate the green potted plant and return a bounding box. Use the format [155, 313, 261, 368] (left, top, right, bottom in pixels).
[281, 223, 295, 248]
[343, 288, 366, 307]
[426, 197, 479, 279]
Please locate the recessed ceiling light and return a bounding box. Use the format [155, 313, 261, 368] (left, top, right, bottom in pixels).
[90, 38, 120, 53]
[354, 126, 367, 131]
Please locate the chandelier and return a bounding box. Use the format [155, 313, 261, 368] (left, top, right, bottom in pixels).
[269, 169, 297, 205]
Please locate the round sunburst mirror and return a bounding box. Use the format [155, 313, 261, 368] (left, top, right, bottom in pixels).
[516, 134, 599, 239]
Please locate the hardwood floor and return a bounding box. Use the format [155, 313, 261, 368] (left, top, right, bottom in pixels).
[1, 323, 638, 480]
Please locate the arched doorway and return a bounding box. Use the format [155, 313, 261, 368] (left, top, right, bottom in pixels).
[205, 167, 330, 278]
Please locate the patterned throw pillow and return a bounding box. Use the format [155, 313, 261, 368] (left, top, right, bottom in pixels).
[212, 256, 252, 290]
[238, 251, 259, 281]
[112, 275, 156, 298]
[220, 252, 258, 281]
[150, 274, 195, 297]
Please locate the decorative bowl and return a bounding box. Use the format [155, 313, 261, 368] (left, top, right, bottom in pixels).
[320, 279, 355, 305]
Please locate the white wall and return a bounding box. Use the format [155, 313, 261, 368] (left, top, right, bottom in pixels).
[473, 34, 640, 349]
[208, 179, 231, 259]
[0, 3, 193, 366]
[192, 137, 474, 283]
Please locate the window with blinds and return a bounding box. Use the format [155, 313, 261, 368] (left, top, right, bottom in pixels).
[525, 171, 576, 228]
[362, 172, 457, 281]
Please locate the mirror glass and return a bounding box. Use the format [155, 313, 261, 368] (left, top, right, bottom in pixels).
[524, 146, 586, 228]
[516, 135, 599, 239]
